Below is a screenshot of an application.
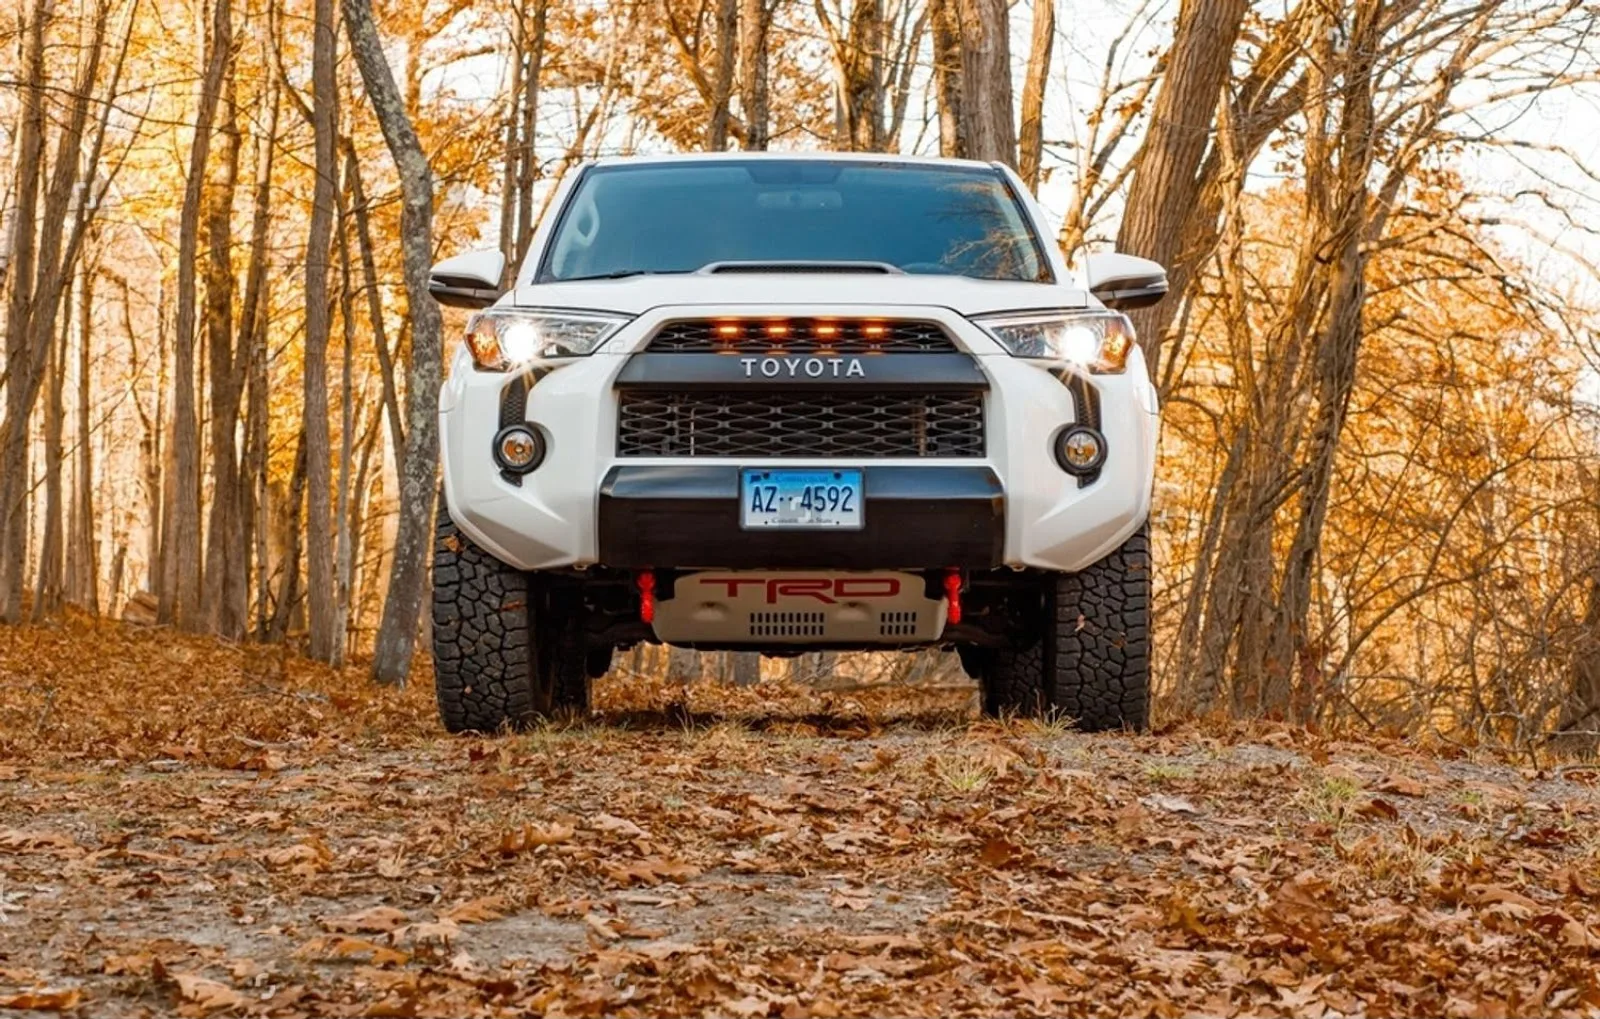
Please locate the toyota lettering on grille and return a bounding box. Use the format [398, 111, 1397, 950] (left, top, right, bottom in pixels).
[740, 356, 866, 379]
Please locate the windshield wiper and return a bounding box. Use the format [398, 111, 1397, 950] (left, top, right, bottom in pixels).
[560, 269, 689, 282]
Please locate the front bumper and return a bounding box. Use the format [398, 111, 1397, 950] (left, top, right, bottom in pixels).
[439, 303, 1157, 574]
[597, 465, 1003, 569]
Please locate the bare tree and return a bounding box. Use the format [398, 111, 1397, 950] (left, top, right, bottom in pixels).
[708, 0, 739, 148]
[1017, 0, 1054, 191]
[954, 0, 1015, 165]
[304, 0, 340, 661]
[738, 0, 771, 148]
[1113, 0, 1249, 369]
[344, 0, 447, 685]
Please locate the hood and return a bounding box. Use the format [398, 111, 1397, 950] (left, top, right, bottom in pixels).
[504, 273, 1090, 317]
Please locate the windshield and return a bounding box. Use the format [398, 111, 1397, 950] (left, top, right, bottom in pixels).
[539, 160, 1051, 283]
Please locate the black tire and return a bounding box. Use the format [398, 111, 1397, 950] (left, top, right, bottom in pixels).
[432, 502, 588, 732]
[982, 525, 1151, 732]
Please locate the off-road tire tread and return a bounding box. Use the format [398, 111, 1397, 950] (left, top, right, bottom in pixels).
[982, 525, 1151, 732]
[432, 503, 538, 733]
[1051, 526, 1151, 732]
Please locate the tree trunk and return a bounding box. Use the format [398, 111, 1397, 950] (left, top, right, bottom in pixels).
[496, 11, 525, 280]
[32, 314, 67, 621]
[513, 0, 547, 263]
[158, 0, 230, 629]
[954, 0, 1015, 165]
[332, 196, 358, 666]
[69, 261, 98, 612]
[827, 0, 884, 151]
[240, 80, 279, 639]
[304, 0, 340, 662]
[202, 64, 247, 638]
[730, 651, 761, 687]
[666, 647, 701, 684]
[708, 0, 739, 149]
[344, 147, 405, 458]
[0, 0, 49, 622]
[927, 0, 964, 157]
[1555, 569, 1600, 757]
[1017, 0, 1054, 191]
[267, 436, 307, 643]
[738, 0, 769, 149]
[1114, 0, 1250, 370]
[344, 0, 446, 685]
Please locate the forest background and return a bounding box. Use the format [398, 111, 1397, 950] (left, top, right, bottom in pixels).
[3, 0, 1600, 751]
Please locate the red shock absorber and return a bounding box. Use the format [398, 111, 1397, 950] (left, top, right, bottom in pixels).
[943, 569, 963, 626]
[636, 570, 657, 624]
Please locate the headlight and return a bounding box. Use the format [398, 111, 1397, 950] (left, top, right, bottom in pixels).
[464, 309, 631, 370]
[975, 309, 1136, 373]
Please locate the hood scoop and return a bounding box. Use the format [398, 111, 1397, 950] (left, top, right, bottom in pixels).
[697, 260, 905, 275]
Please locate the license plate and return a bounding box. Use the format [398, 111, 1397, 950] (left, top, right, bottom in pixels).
[740, 469, 864, 530]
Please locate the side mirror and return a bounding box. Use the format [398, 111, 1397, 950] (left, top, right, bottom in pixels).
[1083, 252, 1168, 311]
[429, 250, 506, 310]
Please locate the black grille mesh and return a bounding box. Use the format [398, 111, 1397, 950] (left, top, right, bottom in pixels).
[646, 319, 956, 355]
[617, 391, 985, 458]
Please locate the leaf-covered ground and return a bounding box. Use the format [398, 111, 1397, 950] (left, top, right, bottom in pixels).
[2, 619, 1599, 1017]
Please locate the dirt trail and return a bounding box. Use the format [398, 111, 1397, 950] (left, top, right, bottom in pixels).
[2, 620, 1599, 1017]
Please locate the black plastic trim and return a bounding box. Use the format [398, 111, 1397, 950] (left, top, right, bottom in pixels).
[496, 368, 552, 486]
[1054, 369, 1104, 487]
[614, 352, 988, 391]
[597, 465, 1004, 569]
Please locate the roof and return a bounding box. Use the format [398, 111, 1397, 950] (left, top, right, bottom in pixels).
[587, 151, 1002, 171]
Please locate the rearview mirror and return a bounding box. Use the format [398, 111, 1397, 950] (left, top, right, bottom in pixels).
[1083, 252, 1168, 311]
[429, 250, 506, 310]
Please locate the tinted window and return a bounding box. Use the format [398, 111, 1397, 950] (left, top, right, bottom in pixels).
[541, 160, 1050, 283]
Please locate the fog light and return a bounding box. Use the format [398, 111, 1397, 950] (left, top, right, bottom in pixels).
[493, 425, 544, 474]
[1055, 425, 1106, 475]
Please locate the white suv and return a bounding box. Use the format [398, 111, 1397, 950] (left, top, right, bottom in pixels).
[428, 153, 1165, 732]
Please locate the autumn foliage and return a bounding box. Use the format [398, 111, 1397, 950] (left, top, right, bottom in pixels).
[0, 618, 1598, 1015]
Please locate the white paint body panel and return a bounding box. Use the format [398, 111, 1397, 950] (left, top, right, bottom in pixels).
[438, 154, 1158, 583]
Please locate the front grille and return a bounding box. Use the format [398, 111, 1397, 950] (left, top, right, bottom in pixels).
[617, 391, 985, 458]
[647, 319, 956, 355]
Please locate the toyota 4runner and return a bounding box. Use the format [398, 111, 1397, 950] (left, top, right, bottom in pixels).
[427, 154, 1165, 732]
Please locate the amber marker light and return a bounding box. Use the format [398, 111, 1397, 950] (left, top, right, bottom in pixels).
[715, 321, 742, 340]
[813, 322, 840, 339]
[765, 321, 790, 338]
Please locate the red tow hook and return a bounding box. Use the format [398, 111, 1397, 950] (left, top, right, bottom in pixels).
[943, 569, 964, 625]
[636, 570, 657, 624]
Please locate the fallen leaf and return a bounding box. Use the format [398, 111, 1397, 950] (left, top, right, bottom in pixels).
[723, 994, 771, 1018]
[443, 896, 509, 924]
[602, 857, 702, 886]
[1357, 797, 1399, 820]
[499, 822, 574, 853]
[1470, 884, 1540, 912]
[0, 988, 83, 1011]
[172, 973, 245, 1012]
[1378, 773, 1427, 797]
[0, 829, 78, 854]
[297, 936, 409, 966]
[979, 837, 1021, 868]
[584, 913, 620, 941]
[589, 813, 646, 838]
[1140, 793, 1199, 815]
[323, 905, 408, 933]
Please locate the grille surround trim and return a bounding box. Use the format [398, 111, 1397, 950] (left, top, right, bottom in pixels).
[646, 318, 958, 355]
